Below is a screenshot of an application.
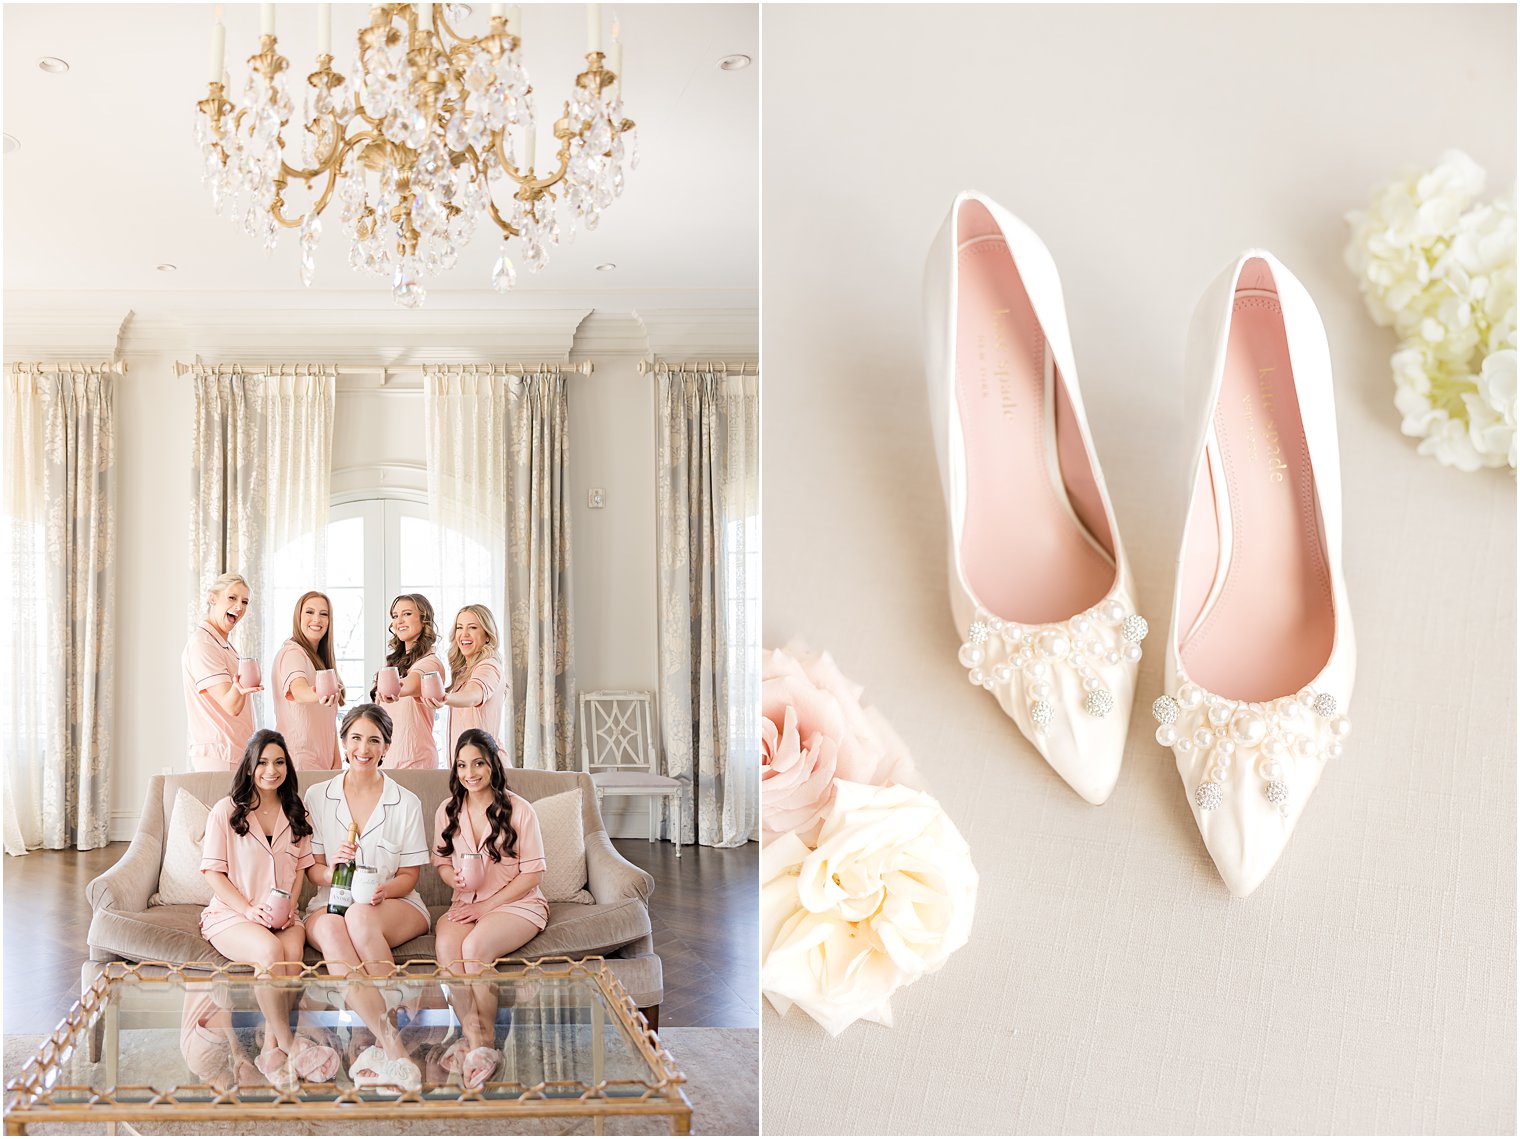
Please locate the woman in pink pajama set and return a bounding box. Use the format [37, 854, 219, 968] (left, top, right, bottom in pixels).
[273, 590, 344, 769]
[441, 604, 511, 763]
[182, 572, 262, 771]
[372, 593, 446, 769]
[199, 729, 337, 1087]
[430, 728, 549, 1088]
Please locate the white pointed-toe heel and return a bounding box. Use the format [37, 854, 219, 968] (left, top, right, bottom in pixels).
[1154, 250, 1356, 897]
[923, 190, 1144, 805]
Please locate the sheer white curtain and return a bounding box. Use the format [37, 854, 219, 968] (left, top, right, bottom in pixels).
[424, 366, 576, 770]
[3, 365, 117, 854]
[189, 368, 334, 720]
[655, 367, 760, 848]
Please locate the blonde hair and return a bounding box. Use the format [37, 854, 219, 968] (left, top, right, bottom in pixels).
[205, 572, 250, 608]
[447, 604, 503, 693]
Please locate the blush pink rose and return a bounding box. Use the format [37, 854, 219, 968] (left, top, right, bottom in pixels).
[762, 643, 919, 845]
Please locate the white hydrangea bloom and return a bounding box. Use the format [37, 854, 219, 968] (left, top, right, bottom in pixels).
[1347, 151, 1517, 471]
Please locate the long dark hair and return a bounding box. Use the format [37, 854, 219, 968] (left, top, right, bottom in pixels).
[435, 729, 518, 863]
[229, 730, 312, 839]
[381, 594, 438, 677]
[340, 703, 394, 766]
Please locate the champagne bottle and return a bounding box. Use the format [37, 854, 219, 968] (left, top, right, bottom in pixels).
[328, 821, 359, 915]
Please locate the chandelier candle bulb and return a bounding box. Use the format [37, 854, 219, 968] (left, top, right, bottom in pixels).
[418, 2, 433, 28]
[260, 3, 274, 37]
[209, 20, 225, 82]
[491, 3, 505, 16]
[524, 126, 535, 172]
[588, 4, 602, 52]
[611, 38, 623, 87]
[316, 4, 330, 54]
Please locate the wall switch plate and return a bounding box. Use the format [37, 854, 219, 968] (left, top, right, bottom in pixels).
[588, 488, 605, 509]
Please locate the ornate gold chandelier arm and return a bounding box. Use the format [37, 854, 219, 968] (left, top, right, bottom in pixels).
[431, 6, 517, 55]
[462, 145, 523, 239]
[272, 130, 381, 228]
[492, 125, 572, 194]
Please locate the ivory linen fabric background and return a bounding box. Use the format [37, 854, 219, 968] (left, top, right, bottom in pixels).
[761, 4, 1516, 1135]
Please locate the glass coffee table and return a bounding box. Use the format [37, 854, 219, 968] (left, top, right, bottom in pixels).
[3, 957, 691, 1135]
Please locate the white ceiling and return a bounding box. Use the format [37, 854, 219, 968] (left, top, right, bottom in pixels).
[2, 2, 758, 303]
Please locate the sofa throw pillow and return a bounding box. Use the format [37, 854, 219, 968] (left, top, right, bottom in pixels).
[532, 788, 594, 905]
[149, 788, 215, 907]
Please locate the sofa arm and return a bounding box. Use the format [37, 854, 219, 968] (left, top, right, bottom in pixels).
[84, 826, 160, 915]
[585, 830, 654, 905]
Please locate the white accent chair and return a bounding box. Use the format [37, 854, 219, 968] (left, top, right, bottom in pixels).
[578, 690, 685, 857]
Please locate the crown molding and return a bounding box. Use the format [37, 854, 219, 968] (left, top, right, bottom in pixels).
[634, 307, 759, 360]
[6, 292, 760, 364]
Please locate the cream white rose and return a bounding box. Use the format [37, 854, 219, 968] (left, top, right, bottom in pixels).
[761, 781, 977, 1036]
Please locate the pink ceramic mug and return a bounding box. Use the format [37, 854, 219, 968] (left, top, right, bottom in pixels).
[266, 887, 293, 928]
[420, 671, 445, 702]
[457, 852, 486, 892]
[377, 667, 401, 700]
[237, 658, 261, 689]
[315, 669, 339, 700]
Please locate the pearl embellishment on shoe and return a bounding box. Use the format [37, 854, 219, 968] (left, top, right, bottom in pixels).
[1084, 689, 1114, 717]
[1153, 674, 1348, 816]
[958, 595, 1145, 731]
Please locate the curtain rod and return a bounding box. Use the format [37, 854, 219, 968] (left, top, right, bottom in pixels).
[7, 360, 127, 374]
[175, 362, 339, 377]
[422, 362, 594, 375]
[637, 358, 758, 376]
[176, 361, 594, 377]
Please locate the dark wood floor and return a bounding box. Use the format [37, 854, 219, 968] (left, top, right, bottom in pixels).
[2, 838, 757, 1037]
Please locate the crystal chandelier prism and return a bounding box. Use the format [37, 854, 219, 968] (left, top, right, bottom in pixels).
[195, 3, 636, 307]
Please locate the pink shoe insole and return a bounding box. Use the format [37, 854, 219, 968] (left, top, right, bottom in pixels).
[954, 206, 1116, 624]
[1179, 261, 1333, 700]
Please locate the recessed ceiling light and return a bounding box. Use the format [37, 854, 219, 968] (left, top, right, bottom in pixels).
[718, 54, 752, 71]
[595, 262, 617, 272]
[2, 134, 19, 154]
[37, 57, 70, 74]
[157, 263, 178, 273]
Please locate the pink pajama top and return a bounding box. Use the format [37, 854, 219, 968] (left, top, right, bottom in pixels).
[273, 639, 340, 770]
[446, 656, 507, 761]
[431, 791, 550, 931]
[386, 652, 445, 770]
[182, 622, 255, 772]
[198, 796, 315, 942]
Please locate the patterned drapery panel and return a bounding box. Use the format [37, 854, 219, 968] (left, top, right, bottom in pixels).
[424, 368, 576, 770]
[655, 368, 760, 848]
[189, 370, 334, 725]
[3, 367, 116, 854]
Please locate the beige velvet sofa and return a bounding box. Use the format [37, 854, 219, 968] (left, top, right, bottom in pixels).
[84, 769, 663, 1019]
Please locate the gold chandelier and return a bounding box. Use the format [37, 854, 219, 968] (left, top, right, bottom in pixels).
[195, 3, 636, 307]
